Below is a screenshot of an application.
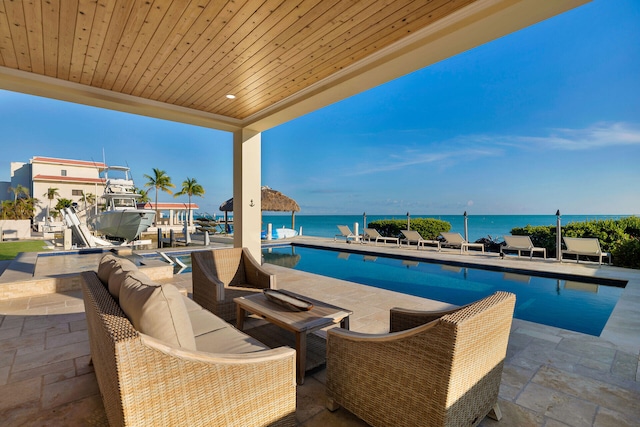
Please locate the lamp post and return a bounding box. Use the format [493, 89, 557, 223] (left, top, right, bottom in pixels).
[363, 212, 367, 230]
[406, 212, 410, 231]
[463, 211, 468, 242]
[556, 210, 562, 261]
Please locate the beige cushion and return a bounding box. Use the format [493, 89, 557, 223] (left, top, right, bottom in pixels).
[188, 306, 230, 337]
[107, 257, 139, 300]
[182, 296, 204, 312]
[195, 327, 268, 354]
[97, 253, 118, 285]
[119, 271, 196, 350]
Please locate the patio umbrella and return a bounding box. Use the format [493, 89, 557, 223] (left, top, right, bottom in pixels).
[219, 186, 300, 229]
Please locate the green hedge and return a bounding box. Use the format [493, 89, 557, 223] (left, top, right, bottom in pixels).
[511, 216, 640, 268]
[368, 218, 451, 240]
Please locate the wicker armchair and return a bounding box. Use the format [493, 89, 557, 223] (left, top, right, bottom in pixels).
[326, 291, 516, 427]
[192, 247, 275, 321]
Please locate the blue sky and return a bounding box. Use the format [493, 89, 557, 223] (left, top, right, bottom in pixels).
[1, 0, 639, 216]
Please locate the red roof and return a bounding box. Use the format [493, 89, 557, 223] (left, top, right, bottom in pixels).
[140, 202, 199, 209]
[32, 156, 106, 168]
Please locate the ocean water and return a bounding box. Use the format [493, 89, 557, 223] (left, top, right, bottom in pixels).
[261, 214, 628, 243]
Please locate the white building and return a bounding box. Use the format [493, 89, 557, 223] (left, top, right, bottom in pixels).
[2, 156, 106, 226]
[2, 156, 199, 232]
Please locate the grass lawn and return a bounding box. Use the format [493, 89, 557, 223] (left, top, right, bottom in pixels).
[0, 240, 51, 260]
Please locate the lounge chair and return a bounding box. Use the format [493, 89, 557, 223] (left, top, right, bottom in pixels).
[326, 291, 516, 427]
[400, 229, 440, 251]
[363, 228, 400, 247]
[501, 235, 546, 259]
[335, 225, 358, 243]
[440, 232, 484, 254]
[562, 237, 611, 265]
[191, 248, 275, 321]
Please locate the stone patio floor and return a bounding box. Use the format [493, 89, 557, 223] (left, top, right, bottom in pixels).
[0, 237, 639, 426]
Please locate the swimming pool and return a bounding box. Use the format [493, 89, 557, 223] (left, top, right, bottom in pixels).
[262, 245, 625, 336]
[143, 245, 625, 336]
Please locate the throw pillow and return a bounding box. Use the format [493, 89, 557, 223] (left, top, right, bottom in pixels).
[119, 271, 196, 350]
[97, 253, 118, 285]
[107, 257, 139, 300]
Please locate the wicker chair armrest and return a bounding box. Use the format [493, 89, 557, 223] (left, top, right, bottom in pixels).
[328, 321, 438, 343]
[390, 305, 460, 332]
[242, 248, 276, 289]
[194, 260, 227, 300]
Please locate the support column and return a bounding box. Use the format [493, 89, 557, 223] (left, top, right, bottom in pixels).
[233, 129, 262, 259]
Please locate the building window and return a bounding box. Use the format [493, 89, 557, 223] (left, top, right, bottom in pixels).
[61, 170, 67, 176]
[72, 190, 83, 196]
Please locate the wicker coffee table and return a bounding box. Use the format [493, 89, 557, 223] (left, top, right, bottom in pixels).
[235, 290, 352, 385]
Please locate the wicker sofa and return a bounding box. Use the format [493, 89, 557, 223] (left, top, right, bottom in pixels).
[81, 253, 296, 427]
[192, 247, 275, 322]
[326, 291, 516, 427]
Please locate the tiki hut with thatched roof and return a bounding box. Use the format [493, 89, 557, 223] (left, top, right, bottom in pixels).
[219, 186, 300, 229]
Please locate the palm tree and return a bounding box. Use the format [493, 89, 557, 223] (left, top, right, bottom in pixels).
[134, 187, 151, 203]
[43, 187, 60, 220]
[143, 168, 175, 223]
[1, 200, 14, 219]
[9, 184, 29, 202]
[174, 177, 205, 226]
[84, 192, 96, 206]
[81, 192, 96, 213]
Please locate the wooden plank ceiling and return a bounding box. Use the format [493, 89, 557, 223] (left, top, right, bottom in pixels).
[0, 0, 475, 122]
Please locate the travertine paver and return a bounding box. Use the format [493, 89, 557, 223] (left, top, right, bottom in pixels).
[0, 243, 639, 426]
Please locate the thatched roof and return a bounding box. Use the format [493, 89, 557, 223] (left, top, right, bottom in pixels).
[219, 186, 300, 212]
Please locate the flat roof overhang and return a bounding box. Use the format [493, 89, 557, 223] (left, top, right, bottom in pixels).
[0, 0, 589, 134]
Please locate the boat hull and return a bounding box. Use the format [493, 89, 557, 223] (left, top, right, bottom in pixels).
[89, 209, 155, 241]
[261, 228, 298, 240]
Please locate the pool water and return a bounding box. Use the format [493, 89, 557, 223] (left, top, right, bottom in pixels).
[262, 245, 625, 336]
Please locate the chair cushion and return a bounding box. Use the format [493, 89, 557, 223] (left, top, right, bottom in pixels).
[188, 305, 231, 337]
[97, 253, 118, 285]
[195, 326, 269, 354]
[119, 271, 197, 350]
[107, 257, 139, 300]
[182, 295, 204, 312]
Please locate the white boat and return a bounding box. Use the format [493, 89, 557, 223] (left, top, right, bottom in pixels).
[262, 227, 298, 240]
[88, 166, 155, 241]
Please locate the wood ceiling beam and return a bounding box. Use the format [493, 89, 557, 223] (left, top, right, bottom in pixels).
[0, 66, 243, 132]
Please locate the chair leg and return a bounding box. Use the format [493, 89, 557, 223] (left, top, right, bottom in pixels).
[326, 397, 340, 412]
[488, 403, 502, 421]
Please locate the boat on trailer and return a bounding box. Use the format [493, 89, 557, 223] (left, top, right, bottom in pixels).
[88, 166, 155, 242]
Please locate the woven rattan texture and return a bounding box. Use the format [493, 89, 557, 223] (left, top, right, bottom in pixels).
[81, 271, 296, 426]
[326, 291, 515, 427]
[191, 248, 274, 321]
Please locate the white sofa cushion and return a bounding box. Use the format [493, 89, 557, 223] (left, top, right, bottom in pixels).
[195, 327, 269, 354]
[119, 271, 197, 350]
[107, 257, 139, 300]
[188, 305, 231, 337]
[97, 253, 118, 285]
[183, 295, 204, 312]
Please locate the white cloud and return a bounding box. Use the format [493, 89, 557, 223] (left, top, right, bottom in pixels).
[514, 122, 640, 151]
[345, 142, 502, 176]
[342, 122, 640, 177]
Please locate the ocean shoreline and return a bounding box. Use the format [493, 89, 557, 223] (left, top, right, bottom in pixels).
[259, 214, 631, 243]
